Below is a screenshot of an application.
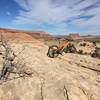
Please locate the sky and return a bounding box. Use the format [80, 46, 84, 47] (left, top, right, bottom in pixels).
[0, 0, 100, 35]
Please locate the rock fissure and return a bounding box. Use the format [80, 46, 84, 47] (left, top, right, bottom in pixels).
[75, 62, 100, 73]
[40, 81, 44, 100]
[63, 85, 70, 100]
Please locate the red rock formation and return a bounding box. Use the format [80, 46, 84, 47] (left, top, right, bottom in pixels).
[0, 28, 34, 43]
[68, 34, 81, 40]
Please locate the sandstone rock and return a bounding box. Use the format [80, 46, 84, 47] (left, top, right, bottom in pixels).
[0, 33, 100, 100]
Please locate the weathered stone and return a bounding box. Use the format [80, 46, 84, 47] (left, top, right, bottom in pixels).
[0, 40, 99, 100]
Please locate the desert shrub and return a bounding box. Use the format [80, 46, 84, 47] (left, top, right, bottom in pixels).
[80, 43, 86, 47]
[91, 47, 100, 59]
[77, 50, 83, 54]
[93, 41, 97, 46]
[0, 34, 32, 80]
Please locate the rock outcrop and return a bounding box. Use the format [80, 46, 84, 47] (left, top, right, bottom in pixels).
[0, 39, 99, 100]
[0, 29, 99, 100]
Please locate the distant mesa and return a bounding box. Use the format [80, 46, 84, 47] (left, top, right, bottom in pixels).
[55, 33, 82, 41]
[0, 28, 36, 42]
[68, 33, 82, 40]
[27, 31, 53, 39]
[0, 28, 99, 42]
[0, 28, 53, 42]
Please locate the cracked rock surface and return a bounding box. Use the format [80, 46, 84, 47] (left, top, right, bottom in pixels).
[0, 40, 100, 100]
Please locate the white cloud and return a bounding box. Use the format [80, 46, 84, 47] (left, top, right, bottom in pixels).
[73, 0, 98, 10]
[13, 0, 100, 34]
[13, 0, 85, 24]
[14, 0, 30, 10]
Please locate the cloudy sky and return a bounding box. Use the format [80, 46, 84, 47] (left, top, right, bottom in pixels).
[0, 0, 100, 35]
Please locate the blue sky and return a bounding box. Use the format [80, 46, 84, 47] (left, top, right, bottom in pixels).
[0, 0, 100, 35]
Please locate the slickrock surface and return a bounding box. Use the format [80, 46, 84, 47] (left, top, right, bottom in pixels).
[0, 29, 99, 100]
[0, 38, 100, 100]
